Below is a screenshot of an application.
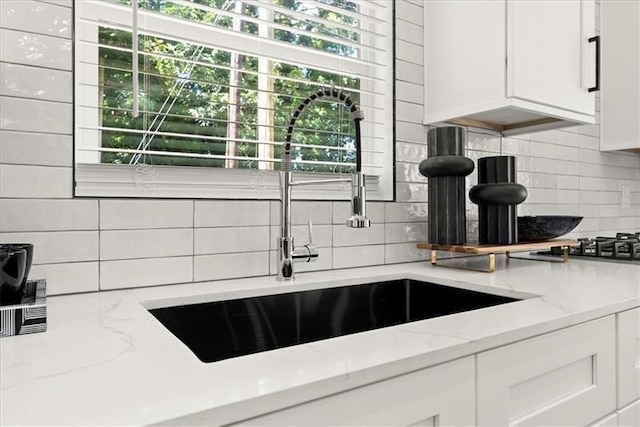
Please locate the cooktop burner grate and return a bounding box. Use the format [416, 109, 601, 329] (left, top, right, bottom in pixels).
[542, 232, 640, 263]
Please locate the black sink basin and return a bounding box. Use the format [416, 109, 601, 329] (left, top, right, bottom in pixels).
[149, 279, 520, 363]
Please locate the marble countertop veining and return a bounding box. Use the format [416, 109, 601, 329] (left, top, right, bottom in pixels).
[0, 259, 638, 425]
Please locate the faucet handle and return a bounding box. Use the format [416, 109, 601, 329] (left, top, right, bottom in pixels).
[307, 220, 314, 245]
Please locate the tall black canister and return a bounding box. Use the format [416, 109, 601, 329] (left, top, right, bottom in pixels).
[419, 127, 474, 245]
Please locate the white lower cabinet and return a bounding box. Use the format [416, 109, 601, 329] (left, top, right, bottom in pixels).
[237, 356, 475, 426]
[618, 308, 640, 407]
[477, 316, 616, 426]
[618, 399, 640, 427]
[589, 412, 618, 427]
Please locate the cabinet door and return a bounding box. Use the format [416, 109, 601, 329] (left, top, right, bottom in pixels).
[589, 412, 618, 427]
[618, 308, 640, 407]
[618, 399, 640, 427]
[237, 356, 475, 426]
[477, 316, 616, 426]
[508, 0, 595, 115]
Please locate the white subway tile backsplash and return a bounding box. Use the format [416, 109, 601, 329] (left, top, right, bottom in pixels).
[556, 175, 580, 190]
[196, 226, 269, 255]
[396, 19, 423, 46]
[100, 229, 193, 261]
[396, 39, 424, 65]
[100, 257, 192, 290]
[100, 200, 193, 230]
[395, 59, 423, 85]
[332, 245, 385, 269]
[0, 63, 72, 102]
[195, 200, 269, 227]
[0, 1, 71, 38]
[579, 134, 600, 150]
[395, 182, 427, 203]
[0, 131, 72, 166]
[396, 101, 425, 125]
[0, 28, 71, 70]
[555, 130, 581, 147]
[396, 162, 427, 183]
[396, 121, 427, 144]
[0, 199, 98, 232]
[194, 252, 269, 282]
[29, 261, 98, 295]
[0, 231, 98, 264]
[396, 142, 428, 163]
[395, 81, 424, 106]
[385, 222, 428, 244]
[395, 0, 423, 26]
[0, 164, 72, 198]
[385, 202, 428, 223]
[1, 96, 71, 135]
[556, 190, 580, 204]
[385, 243, 429, 264]
[333, 223, 385, 247]
[269, 201, 332, 226]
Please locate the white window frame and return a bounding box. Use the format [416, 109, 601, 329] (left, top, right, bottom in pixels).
[73, 0, 394, 201]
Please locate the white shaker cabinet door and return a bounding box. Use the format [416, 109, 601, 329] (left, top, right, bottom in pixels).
[618, 307, 640, 408]
[477, 316, 616, 426]
[618, 399, 640, 427]
[236, 356, 475, 426]
[508, 0, 596, 116]
[589, 412, 618, 427]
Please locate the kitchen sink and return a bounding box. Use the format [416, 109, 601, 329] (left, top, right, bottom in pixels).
[148, 278, 521, 363]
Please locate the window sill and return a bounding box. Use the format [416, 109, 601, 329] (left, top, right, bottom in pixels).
[74, 164, 390, 201]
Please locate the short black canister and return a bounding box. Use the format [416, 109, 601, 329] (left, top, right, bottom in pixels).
[419, 127, 474, 245]
[469, 156, 528, 245]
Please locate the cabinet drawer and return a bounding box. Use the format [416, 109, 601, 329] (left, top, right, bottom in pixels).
[618, 399, 640, 427]
[477, 316, 616, 426]
[618, 308, 640, 407]
[236, 356, 475, 426]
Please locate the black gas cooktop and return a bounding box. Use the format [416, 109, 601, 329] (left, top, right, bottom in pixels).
[541, 232, 640, 263]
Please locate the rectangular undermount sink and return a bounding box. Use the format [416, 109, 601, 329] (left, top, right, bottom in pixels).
[148, 279, 521, 363]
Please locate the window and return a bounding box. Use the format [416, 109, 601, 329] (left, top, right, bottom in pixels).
[74, 0, 394, 200]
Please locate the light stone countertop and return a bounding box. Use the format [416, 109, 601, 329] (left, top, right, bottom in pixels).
[1, 259, 639, 426]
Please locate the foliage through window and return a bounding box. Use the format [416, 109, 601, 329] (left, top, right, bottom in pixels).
[75, 0, 393, 198]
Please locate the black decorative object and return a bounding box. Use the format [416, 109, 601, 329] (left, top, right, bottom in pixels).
[0, 243, 33, 301]
[0, 279, 47, 337]
[518, 215, 583, 242]
[419, 127, 474, 245]
[469, 156, 527, 245]
[0, 247, 27, 306]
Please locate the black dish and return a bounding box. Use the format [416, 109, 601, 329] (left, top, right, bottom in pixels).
[518, 215, 583, 242]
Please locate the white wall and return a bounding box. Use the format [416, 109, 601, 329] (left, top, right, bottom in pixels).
[1, 0, 639, 296]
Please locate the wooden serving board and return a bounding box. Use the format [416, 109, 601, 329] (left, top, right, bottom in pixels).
[416, 239, 577, 254]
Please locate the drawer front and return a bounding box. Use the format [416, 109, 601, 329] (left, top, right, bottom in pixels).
[618, 399, 640, 427]
[618, 307, 640, 407]
[589, 412, 617, 427]
[237, 356, 475, 426]
[477, 316, 616, 426]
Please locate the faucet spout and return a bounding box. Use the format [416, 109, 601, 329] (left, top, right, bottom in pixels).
[277, 88, 371, 281]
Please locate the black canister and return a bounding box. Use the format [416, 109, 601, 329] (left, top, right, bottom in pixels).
[469, 156, 527, 245]
[419, 127, 474, 245]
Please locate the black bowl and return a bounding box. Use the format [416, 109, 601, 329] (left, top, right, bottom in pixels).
[0, 243, 33, 293]
[0, 248, 27, 306]
[518, 216, 583, 242]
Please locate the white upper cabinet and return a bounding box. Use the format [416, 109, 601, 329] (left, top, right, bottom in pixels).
[424, 0, 597, 136]
[601, 0, 640, 152]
